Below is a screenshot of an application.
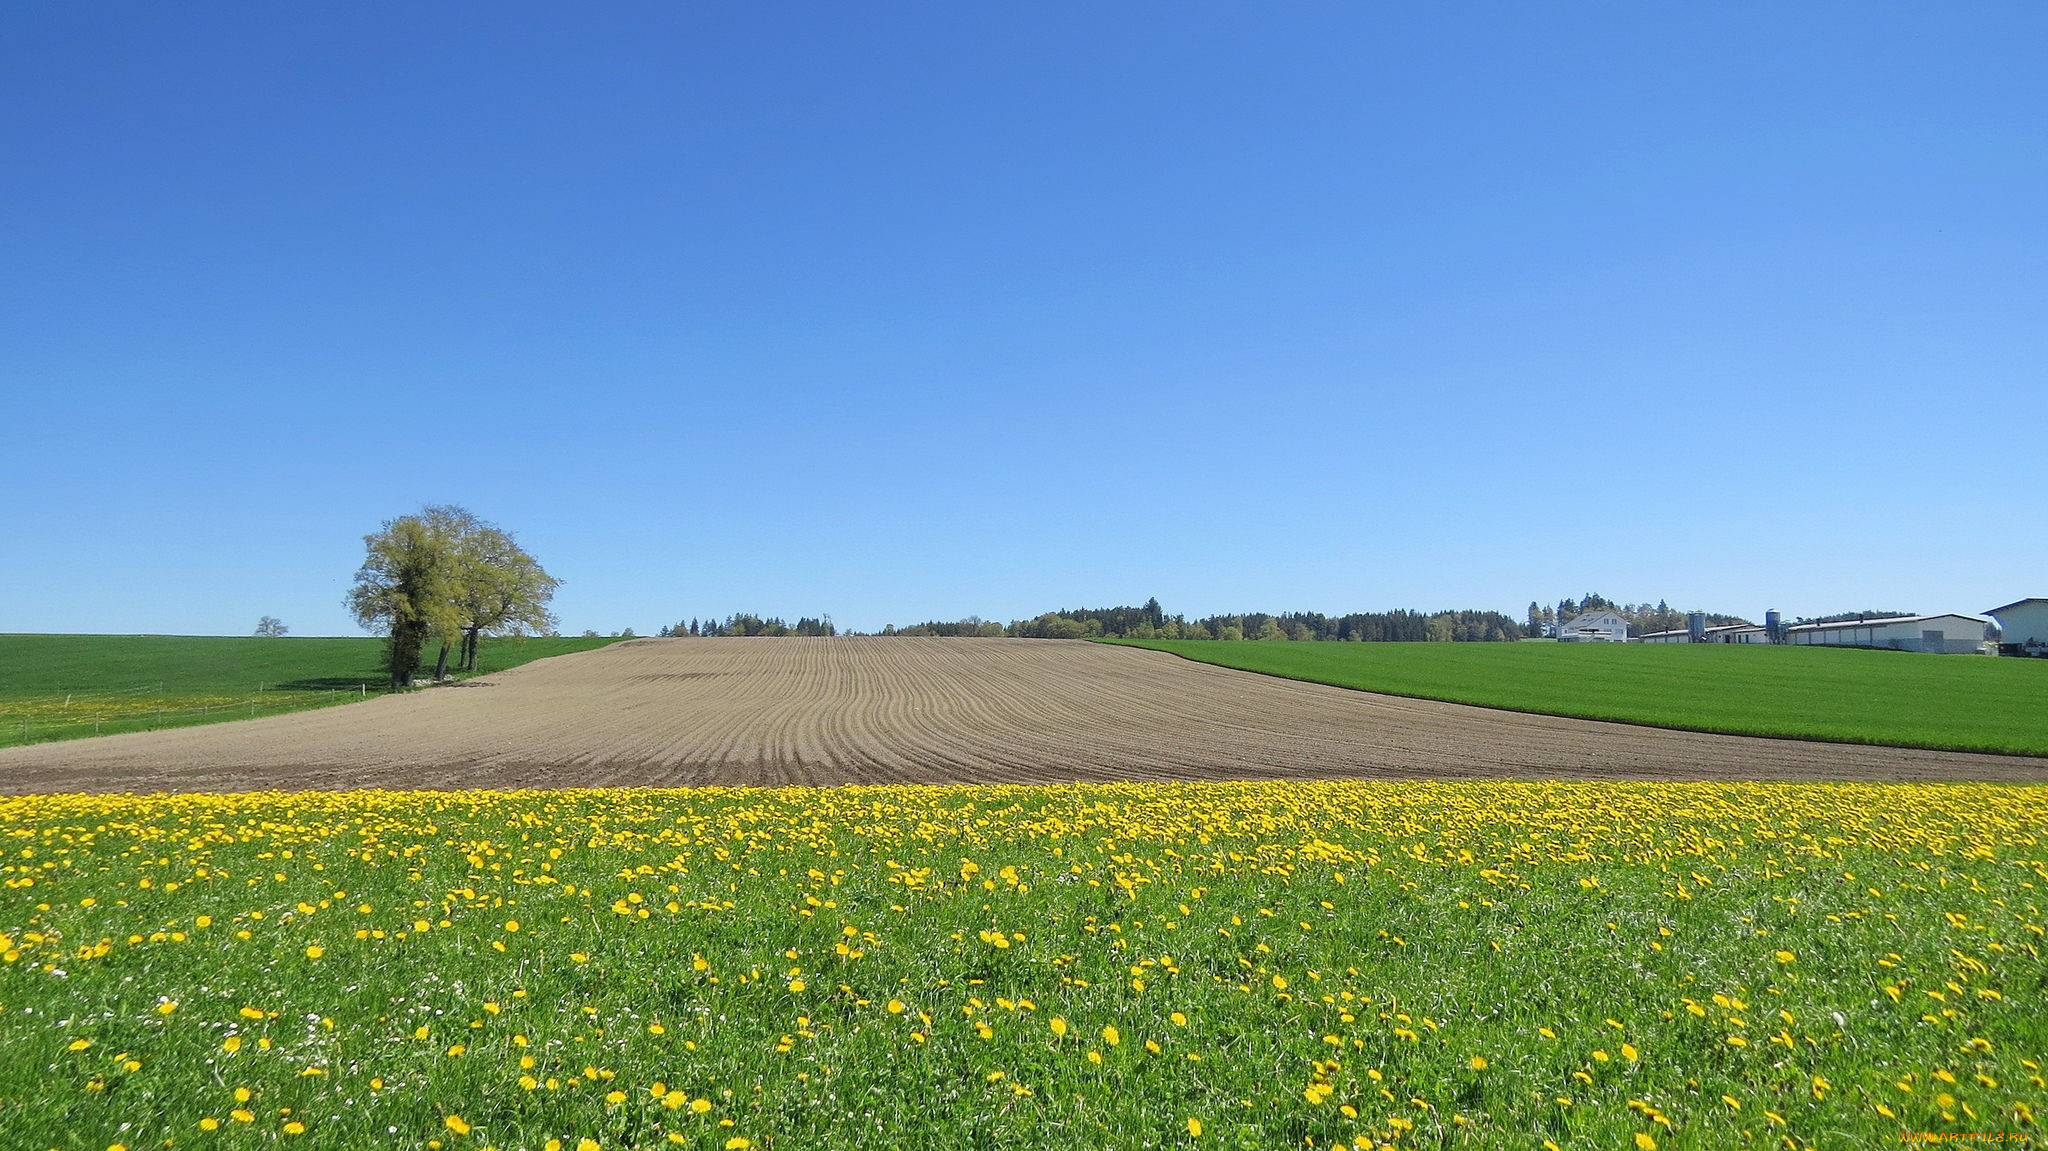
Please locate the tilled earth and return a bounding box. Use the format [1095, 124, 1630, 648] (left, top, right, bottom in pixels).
[1, 637, 2040, 794]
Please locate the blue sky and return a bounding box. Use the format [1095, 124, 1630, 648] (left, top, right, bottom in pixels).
[3, 3, 2042, 636]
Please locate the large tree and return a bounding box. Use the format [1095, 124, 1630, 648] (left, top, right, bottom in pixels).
[420, 504, 559, 673]
[346, 514, 460, 687]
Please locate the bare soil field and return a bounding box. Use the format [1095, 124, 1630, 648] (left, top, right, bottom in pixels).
[0, 637, 2040, 794]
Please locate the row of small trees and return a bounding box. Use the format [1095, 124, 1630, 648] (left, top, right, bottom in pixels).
[346, 506, 559, 687]
[658, 615, 837, 637]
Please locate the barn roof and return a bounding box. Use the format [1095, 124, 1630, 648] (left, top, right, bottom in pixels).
[1787, 613, 1987, 631]
[1985, 598, 2048, 616]
[1636, 623, 1763, 639]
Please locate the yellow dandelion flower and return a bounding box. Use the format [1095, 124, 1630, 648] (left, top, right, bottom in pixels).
[1187, 1118, 1203, 1137]
[1634, 1135, 1657, 1151]
[283, 1122, 306, 1135]
[692, 1098, 714, 1114]
[1102, 1025, 1120, 1046]
[304, 945, 323, 959]
[887, 999, 906, 1014]
[1050, 1017, 1068, 1036]
[199, 1119, 220, 1132]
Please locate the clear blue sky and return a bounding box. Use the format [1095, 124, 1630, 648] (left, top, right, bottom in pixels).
[3, 3, 2042, 636]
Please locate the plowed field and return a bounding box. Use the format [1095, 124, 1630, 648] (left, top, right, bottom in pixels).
[0, 637, 2039, 793]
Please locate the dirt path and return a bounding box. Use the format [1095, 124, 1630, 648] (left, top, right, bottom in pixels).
[0, 637, 2039, 794]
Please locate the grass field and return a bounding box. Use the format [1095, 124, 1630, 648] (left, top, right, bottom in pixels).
[0, 780, 2040, 1149]
[1108, 640, 2048, 758]
[0, 635, 619, 749]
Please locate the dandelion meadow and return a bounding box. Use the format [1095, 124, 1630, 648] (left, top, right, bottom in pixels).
[2, 781, 2042, 1150]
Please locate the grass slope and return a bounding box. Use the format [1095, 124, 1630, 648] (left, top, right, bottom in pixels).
[0, 634, 618, 748]
[1107, 639, 2048, 757]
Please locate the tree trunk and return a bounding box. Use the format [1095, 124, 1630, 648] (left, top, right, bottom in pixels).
[433, 643, 450, 681]
[464, 628, 480, 671]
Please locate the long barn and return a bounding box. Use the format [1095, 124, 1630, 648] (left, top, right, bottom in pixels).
[1784, 614, 1988, 654]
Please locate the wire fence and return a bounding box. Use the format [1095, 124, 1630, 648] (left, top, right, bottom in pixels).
[0, 684, 376, 749]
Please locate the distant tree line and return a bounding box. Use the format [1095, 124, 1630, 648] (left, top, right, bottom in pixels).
[648, 595, 1914, 645]
[885, 598, 1527, 642]
[658, 614, 837, 637]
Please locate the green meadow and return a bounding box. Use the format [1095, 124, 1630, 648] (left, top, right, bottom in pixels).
[1, 781, 2041, 1150]
[0, 634, 618, 749]
[1107, 639, 2048, 758]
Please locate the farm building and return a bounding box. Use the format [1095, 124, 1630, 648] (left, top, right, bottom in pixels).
[1784, 614, 1989, 654]
[1985, 598, 2048, 656]
[1557, 610, 1629, 643]
[1637, 622, 1767, 644]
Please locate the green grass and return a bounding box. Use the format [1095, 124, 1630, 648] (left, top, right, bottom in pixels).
[0, 634, 619, 749]
[1105, 639, 2048, 757]
[1, 781, 2041, 1149]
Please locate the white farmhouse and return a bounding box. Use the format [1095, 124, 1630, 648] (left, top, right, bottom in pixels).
[1985, 598, 2048, 656]
[1784, 614, 1989, 654]
[1557, 610, 1629, 643]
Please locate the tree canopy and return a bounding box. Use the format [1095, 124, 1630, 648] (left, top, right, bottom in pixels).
[346, 507, 557, 687]
[421, 505, 560, 672]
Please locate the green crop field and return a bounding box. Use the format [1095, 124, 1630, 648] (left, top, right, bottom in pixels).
[0, 634, 619, 749]
[1106, 640, 2048, 758]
